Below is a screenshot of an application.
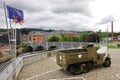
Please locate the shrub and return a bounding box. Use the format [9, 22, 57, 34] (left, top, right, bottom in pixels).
[16, 43, 27, 49]
[16, 47, 26, 56]
[16, 43, 27, 56]
[95, 46, 100, 50]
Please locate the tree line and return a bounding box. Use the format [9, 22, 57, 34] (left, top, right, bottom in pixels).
[48, 31, 120, 42]
[0, 28, 120, 42]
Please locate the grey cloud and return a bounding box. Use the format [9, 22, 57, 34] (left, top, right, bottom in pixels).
[51, 0, 92, 16]
[0, 0, 94, 31]
[6, 0, 44, 12]
[0, 0, 48, 12]
[23, 11, 92, 31]
[96, 15, 116, 25]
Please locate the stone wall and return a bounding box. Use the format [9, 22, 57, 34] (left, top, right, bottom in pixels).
[23, 52, 48, 65]
[0, 51, 53, 80]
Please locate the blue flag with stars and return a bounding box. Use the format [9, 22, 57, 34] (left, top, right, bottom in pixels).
[6, 5, 24, 25]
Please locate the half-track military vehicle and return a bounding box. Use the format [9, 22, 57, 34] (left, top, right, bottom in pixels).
[56, 44, 111, 75]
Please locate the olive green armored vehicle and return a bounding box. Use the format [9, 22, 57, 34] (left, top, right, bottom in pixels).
[56, 44, 111, 75]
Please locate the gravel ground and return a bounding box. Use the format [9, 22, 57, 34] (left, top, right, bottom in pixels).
[17, 49, 120, 80]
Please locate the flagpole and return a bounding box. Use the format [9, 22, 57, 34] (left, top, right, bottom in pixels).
[3, 2, 11, 46]
[13, 22, 16, 59]
[5, 4, 23, 80]
[3, 3, 16, 80]
[9, 19, 13, 39]
[12, 21, 17, 80]
[3, 1, 12, 74]
[13, 21, 17, 61]
[10, 20, 17, 80]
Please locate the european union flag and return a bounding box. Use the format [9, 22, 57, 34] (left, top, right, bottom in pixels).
[6, 5, 24, 25]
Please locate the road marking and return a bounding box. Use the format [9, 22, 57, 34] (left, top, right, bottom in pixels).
[25, 68, 60, 80]
[49, 77, 86, 80]
[116, 74, 120, 79]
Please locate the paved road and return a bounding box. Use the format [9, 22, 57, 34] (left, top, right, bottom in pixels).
[17, 49, 120, 80]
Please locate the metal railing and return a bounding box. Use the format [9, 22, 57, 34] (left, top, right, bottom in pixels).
[0, 59, 11, 73]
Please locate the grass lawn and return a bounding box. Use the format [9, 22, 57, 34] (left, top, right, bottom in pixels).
[108, 45, 120, 49]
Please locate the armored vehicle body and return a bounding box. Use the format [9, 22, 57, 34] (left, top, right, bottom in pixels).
[56, 44, 111, 74]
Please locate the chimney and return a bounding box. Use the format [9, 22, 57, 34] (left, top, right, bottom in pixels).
[111, 21, 114, 40]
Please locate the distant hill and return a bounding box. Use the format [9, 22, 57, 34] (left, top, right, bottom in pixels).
[0, 28, 55, 34]
[0, 28, 119, 36]
[20, 28, 55, 33]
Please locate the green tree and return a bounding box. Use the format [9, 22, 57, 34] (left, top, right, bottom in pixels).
[60, 34, 66, 41]
[0, 29, 6, 32]
[48, 36, 61, 42]
[64, 36, 69, 41]
[79, 33, 88, 42]
[60, 34, 72, 42]
[72, 36, 79, 42]
[16, 43, 27, 49]
[69, 37, 73, 42]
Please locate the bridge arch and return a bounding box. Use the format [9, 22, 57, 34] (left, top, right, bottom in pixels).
[26, 46, 33, 52]
[26, 42, 88, 50]
[35, 46, 45, 51]
[48, 46, 58, 51]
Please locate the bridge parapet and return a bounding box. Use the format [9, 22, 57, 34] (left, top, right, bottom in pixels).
[26, 42, 91, 51]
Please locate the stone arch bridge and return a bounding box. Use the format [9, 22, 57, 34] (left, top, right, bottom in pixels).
[25, 42, 90, 51]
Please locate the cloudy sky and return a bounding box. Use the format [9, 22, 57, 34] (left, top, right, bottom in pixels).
[0, 0, 120, 32]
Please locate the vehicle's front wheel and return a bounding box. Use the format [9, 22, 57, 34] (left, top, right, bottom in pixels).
[103, 59, 111, 67]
